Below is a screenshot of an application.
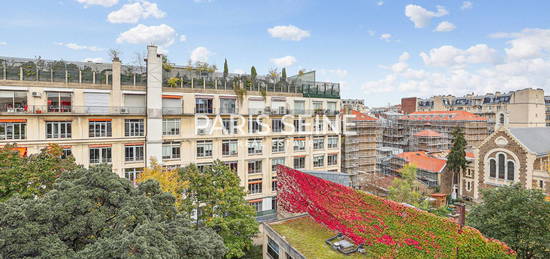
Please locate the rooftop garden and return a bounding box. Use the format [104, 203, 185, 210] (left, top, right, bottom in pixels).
[276, 165, 516, 258]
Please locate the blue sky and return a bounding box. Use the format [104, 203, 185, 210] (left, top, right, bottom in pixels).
[1, 0, 550, 106]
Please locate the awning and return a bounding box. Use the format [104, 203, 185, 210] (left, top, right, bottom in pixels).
[89, 118, 112, 122]
[220, 95, 237, 99]
[89, 144, 112, 148]
[195, 95, 214, 99]
[0, 119, 26, 123]
[125, 143, 145, 146]
[162, 95, 182, 99]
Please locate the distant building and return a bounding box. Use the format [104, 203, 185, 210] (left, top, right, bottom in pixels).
[341, 98, 367, 113]
[401, 97, 417, 114]
[342, 110, 381, 176]
[545, 96, 550, 126]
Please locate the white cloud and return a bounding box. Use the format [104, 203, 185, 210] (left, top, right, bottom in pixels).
[107, 1, 165, 24]
[461, 1, 473, 10]
[76, 0, 118, 7]
[0, 42, 6, 46]
[190, 47, 213, 63]
[55, 42, 103, 51]
[434, 21, 456, 32]
[377, 1, 384, 6]
[84, 57, 104, 63]
[496, 28, 550, 60]
[405, 4, 448, 28]
[420, 44, 498, 67]
[179, 35, 187, 42]
[379, 33, 392, 42]
[270, 56, 297, 67]
[267, 25, 310, 41]
[116, 24, 176, 48]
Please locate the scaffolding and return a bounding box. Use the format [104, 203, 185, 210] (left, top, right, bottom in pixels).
[342, 114, 382, 175]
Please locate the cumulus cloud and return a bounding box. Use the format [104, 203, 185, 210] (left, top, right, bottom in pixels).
[379, 33, 392, 42]
[270, 56, 297, 67]
[116, 24, 176, 48]
[76, 0, 118, 7]
[55, 42, 103, 51]
[405, 4, 448, 28]
[434, 21, 456, 32]
[492, 28, 550, 60]
[190, 47, 213, 63]
[84, 57, 104, 63]
[461, 1, 473, 10]
[107, 0, 165, 24]
[420, 44, 498, 67]
[267, 25, 310, 41]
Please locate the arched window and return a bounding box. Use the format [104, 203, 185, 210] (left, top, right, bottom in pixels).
[499, 114, 505, 124]
[489, 159, 496, 178]
[507, 161, 515, 180]
[498, 154, 506, 179]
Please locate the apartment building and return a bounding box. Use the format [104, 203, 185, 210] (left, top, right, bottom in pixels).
[0, 45, 342, 216]
[341, 98, 367, 113]
[545, 96, 550, 126]
[402, 88, 546, 131]
[342, 110, 380, 175]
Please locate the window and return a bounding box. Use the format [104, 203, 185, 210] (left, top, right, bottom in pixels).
[466, 180, 472, 192]
[489, 153, 515, 181]
[250, 200, 263, 213]
[293, 137, 306, 152]
[539, 180, 545, 189]
[328, 136, 339, 149]
[293, 157, 305, 169]
[248, 160, 262, 174]
[196, 118, 211, 135]
[294, 100, 305, 115]
[46, 121, 71, 139]
[499, 113, 505, 124]
[272, 157, 285, 172]
[89, 120, 112, 138]
[0, 90, 26, 112]
[222, 118, 238, 134]
[328, 119, 338, 132]
[272, 138, 285, 153]
[47, 92, 72, 112]
[89, 146, 111, 164]
[328, 154, 338, 166]
[220, 98, 236, 114]
[222, 139, 238, 156]
[293, 119, 306, 132]
[272, 197, 277, 210]
[327, 102, 337, 114]
[465, 168, 473, 177]
[314, 118, 324, 132]
[272, 177, 278, 191]
[248, 179, 262, 194]
[196, 98, 213, 113]
[313, 155, 324, 167]
[0, 121, 26, 140]
[125, 145, 144, 162]
[162, 142, 181, 160]
[248, 138, 263, 155]
[197, 140, 213, 158]
[313, 136, 324, 150]
[248, 99, 265, 114]
[312, 101, 323, 111]
[248, 118, 262, 133]
[163, 119, 180, 136]
[162, 97, 183, 115]
[507, 161, 515, 181]
[489, 159, 496, 178]
[272, 119, 284, 133]
[224, 161, 238, 172]
[197, 163, 211, 172]
[62, 148, 72, 159]
[267, 237, 280, 259]
[125, 119, 144, 137]
[498, 154, 505, 179]
[125, 168, 143, 184]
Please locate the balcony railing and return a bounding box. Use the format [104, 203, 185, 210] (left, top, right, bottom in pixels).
[194, 107, 216, 115]
[0, 105, 146, 115]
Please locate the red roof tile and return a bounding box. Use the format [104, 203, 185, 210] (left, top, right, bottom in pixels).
[396, 151, 447, 173]
[414, 129, 443, 137]
[400, 111, 487, 121]
[351, 110, 378, 121]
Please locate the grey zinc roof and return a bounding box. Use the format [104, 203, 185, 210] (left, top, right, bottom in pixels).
[509, 127, 550, 156]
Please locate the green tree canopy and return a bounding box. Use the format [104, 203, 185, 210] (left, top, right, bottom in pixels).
[179, 161, 259, 258]
[250, 66, 257, 81]
[388, 164, 426, 208]
[223, 59, 228, 78]
[281, 67, 287, 81]
[467, 184, 550, 259]
[0, 165, 226, 258]
[447, 128, 468, 173]
[0, 144, 77, 201]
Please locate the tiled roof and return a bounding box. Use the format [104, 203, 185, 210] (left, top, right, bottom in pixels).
[351, 110, 378, 121]
[400, 111, 487, 121]
[396, 151, 447, 173]
[413, 129, 443, 137]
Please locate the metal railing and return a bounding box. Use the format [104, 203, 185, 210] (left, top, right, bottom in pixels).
[0, 105, 146, 115]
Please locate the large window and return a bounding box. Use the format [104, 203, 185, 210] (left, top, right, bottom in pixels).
[293, 137, 306, 152]
[272, 119, 284, 133]
[498, 154, 505, 179]
[224, 161, 238, 172]
[313, 155, 325, 168]
[125, 168, 143, 184]
[328, 154, 338, 166]
[47, 92, 72, 112]
[272, 157, 285, 172]
[272, 177, 278, 192]
[327, 102, 337, 114]
[197, 140, 213, 158]
[196, 118, 211, 135]
[162, 119, 180, 136]
[293, 119, 306, 132]
[250, 200, 263, 213]
[248, 118, 262, 133]
[0, 122, 26, 140]
[162, 142, 181, 160]
[222, 118, 238, 134]
[220, 98, 236, 114]
[125, 119, 144, 137]
[46, 121, 71, 139]
[293, 156, 305, 169]
[89, 146, 111, 164]
[267, 237, 280, 259]
[293, 100, 305, 115]
[0, 90, 26, 112]
[222, 139, 238, 156]
[328, 136, 339, 149]
[272, 138, 285, 153]
[248, 160, 262, 174]
[196, 98, 214, 114]
[248, 179, 262, 194]
[314, 118, 324, 132]
[313, 136, 324, 150]
[488, 153, 515, 181]
[89, 120, 112, 138]
[125, 145, 144, 162]
[248, 138, 263, 155]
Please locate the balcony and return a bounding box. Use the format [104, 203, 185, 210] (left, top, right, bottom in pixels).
[194, 107, 216, 115]
[0, 105, 146, 115]
[219, 107, 239, 115]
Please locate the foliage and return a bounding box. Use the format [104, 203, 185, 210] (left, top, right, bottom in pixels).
[167, 77, 181, 87]
[259, 88, 267, 99]
[388, 164, 426, 208]
[467, 184, 550, 259]
[447, 128, 468, 195]
[0, 165, 226, 258]
[0, 144, 78, 201]
[250, 66, 257, 81]
[223, 59, 229, 78]
[268, 67, 279, 81]
[136, 159, 189, 208]
[281, 67, 287, 81]
[178, 161, 259, 258]
[108, 49, 121, 60]
[233, 78, 247, 103]
[162, 56, 173, 72]
[277, 165, 516, 258]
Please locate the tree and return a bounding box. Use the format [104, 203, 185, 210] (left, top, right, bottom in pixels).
[0, 144, 77, 201]
[179, 161, 259, 258]
[250, 66, 257, 81]
[281, 67, 287, 81]
[388, 164, 426, 208]
[447, 128, 468, 199]
[136, 159, 189, 208]
[0, 165, 226, 258]
[223, 59, 229, 78]
[468, 184, 550, 259]
[107, 49, 121, 61]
